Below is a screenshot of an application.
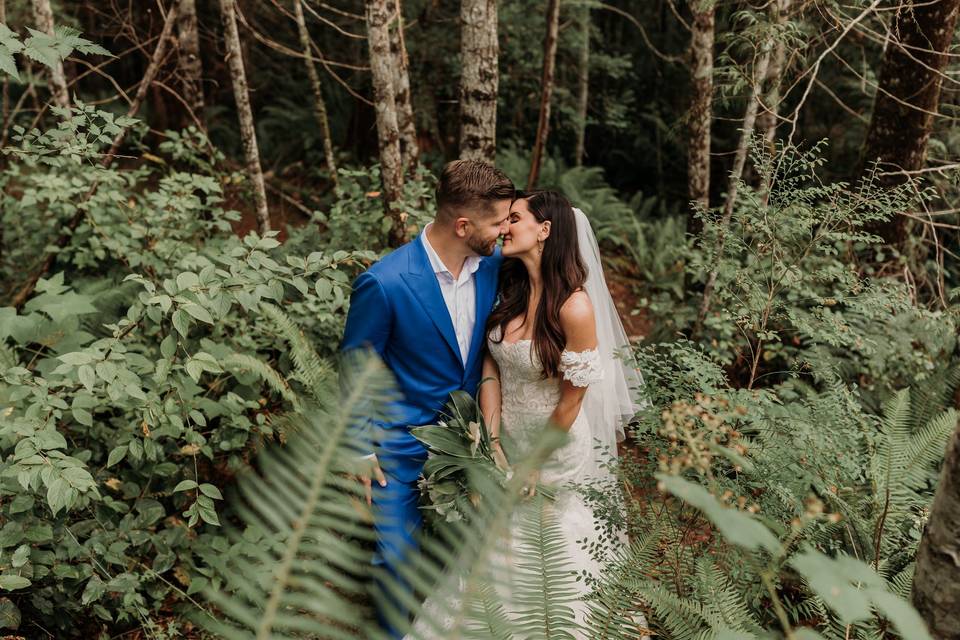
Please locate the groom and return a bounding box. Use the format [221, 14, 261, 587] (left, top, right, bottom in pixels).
[340, 159, 515, 636]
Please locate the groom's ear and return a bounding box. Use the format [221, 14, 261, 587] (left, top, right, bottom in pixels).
[454, 217, 471, 238]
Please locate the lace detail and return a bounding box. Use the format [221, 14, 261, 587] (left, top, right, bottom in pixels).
[559, 349, 604, 387]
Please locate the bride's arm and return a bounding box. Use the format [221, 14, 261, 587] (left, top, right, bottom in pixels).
[479, 351, 501, 434]
[547, 291, 598, 432]
[480, 351, 508, 469]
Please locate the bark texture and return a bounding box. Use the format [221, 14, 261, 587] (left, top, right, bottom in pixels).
[459, 0, 499, 163]
[176, 0, 205, 127]
[527, 0, 560, 190]
[220, 0, 271, 234]
[31, 0, 70, 110]
[912, 419, 960, 638]
[860, 0, 960, 245]
[366, 0, 405, 247]
[687, 0, 714, 210]
[388, 0, 419, 173]
[573, 3, 589, 167]
[293, 0, 338, 184]
[756, 0, 790, 157]
[695, 39, 772, 332]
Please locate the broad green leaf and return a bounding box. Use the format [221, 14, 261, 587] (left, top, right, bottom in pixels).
[106, 445, 127, 468]
[174, 480, 198, 492]
[657, 474, 780, 553]
[199, 483, 222, 499]
[172, 309, 190, 337]
[160, 334, 177, 359]
[81, 575, 105, 605]
[182, 303, 213, 324]
[0, 575, 30, 591]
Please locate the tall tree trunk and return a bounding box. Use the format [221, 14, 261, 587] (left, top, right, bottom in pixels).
[573, 3, 589, 167]
[219, 0, 271, 234]
[388, 0, 418, 173]
[177, 0, 206, 128]
[756, 0, 790, 157]
[687, 0, 715, 214]
[1, 0, 7, 131]
[912, 420, 960, 637]
[293, 0, 338, 185]
[527, 0, 560, 190]
[31, 0, 70, 110]
[458, 0, 499, 163]
[695, 38, 772, 333]
[860, 0, 960, 246]
[366, 0, 405, 247]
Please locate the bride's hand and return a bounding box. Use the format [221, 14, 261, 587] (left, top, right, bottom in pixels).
[521, 470, 539, 499]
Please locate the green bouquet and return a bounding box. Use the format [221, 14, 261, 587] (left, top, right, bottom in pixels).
[412, 390, 510, 524]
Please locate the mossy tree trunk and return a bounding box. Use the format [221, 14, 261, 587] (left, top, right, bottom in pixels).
[527, 0, 560, 190]
[686, 0, 714, 213]
[293, 0, 338, 185]
[176, 0, 205, 128]
[459, 0, 499, 163]
[389, 0, 418, 174]
[860, 0, 960, 246]
[220, 0, 271, 234]
[913, 419, 960, 638]
[366, 0, 405, 247]
[31, 0, 70, 110]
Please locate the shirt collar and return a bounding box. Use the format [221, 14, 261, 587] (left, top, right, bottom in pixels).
[421, 223, 482, 278]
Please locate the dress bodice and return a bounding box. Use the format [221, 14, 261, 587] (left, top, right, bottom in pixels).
[486, 327, 604, 484]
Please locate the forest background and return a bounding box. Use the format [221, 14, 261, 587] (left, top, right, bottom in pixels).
[1, 0, 960, 638]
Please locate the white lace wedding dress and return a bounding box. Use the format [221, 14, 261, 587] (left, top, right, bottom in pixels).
[405, 328, 642, 639]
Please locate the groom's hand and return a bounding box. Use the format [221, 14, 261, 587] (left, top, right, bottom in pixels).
[360, 454, 388, 506]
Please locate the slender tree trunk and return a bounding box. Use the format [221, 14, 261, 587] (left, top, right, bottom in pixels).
[527, 0, 560, 190]
[219, 0, 271, 234]
[177, 0, 206, 128]
[687, 0, 715, 214]
[912, 419, 960, 637]
[30, 0, 70, 110]
[573, 3, 590, 167]
[366, 0, 405, 247]
[1, 0, 7, 131]
[105, 2, 180, 165]
[860, 0, 960, 246]
[756, 0, 790, 157]
[388, 0, 419, 173]
[695, 39, 772, 333]
[293, 0, 338, 185]
[459, 0, 499, 163]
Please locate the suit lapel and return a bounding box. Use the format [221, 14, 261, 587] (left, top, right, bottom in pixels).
[400, 234, 462, 367]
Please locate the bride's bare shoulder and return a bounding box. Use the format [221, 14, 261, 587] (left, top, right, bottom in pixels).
[559, 290, 596, 347]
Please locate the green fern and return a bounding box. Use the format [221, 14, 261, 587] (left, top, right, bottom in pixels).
[511, 495, 581, 639]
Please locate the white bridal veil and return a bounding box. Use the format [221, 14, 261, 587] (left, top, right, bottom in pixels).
[572, 207, 646, 476]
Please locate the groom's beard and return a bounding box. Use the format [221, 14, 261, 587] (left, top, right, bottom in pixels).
[466, 233, 497, 257]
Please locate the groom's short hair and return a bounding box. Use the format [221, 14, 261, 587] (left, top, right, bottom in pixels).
[435, 160, 515, 222]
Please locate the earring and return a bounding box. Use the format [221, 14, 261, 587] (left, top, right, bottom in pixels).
[537, 240, 544, 256]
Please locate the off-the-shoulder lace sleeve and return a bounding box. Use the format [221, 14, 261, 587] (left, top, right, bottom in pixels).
[559, 349, 604, 387]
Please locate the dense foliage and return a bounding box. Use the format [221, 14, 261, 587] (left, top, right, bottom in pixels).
[2, 1, 960, 638]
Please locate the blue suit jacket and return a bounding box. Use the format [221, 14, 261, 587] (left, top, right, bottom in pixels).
[341, 230, 502, 479]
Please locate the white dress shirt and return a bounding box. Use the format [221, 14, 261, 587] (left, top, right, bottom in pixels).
[421, 223, 481, 365]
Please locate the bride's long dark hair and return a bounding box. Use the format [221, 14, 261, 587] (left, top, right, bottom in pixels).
[487, 190, 587, 379]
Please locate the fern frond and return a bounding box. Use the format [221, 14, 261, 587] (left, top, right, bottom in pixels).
[259, 302, 333, 399]
[510, 494, 581, 640]
[222, 351, 302, 412]
[194, 350, 398, 639]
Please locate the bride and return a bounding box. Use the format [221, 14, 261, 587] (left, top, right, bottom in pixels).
[407, 190, 645, 639]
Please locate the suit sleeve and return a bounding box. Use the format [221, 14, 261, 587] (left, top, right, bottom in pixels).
[340, 271, 392, 459]
[341, 270, 392, 356]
